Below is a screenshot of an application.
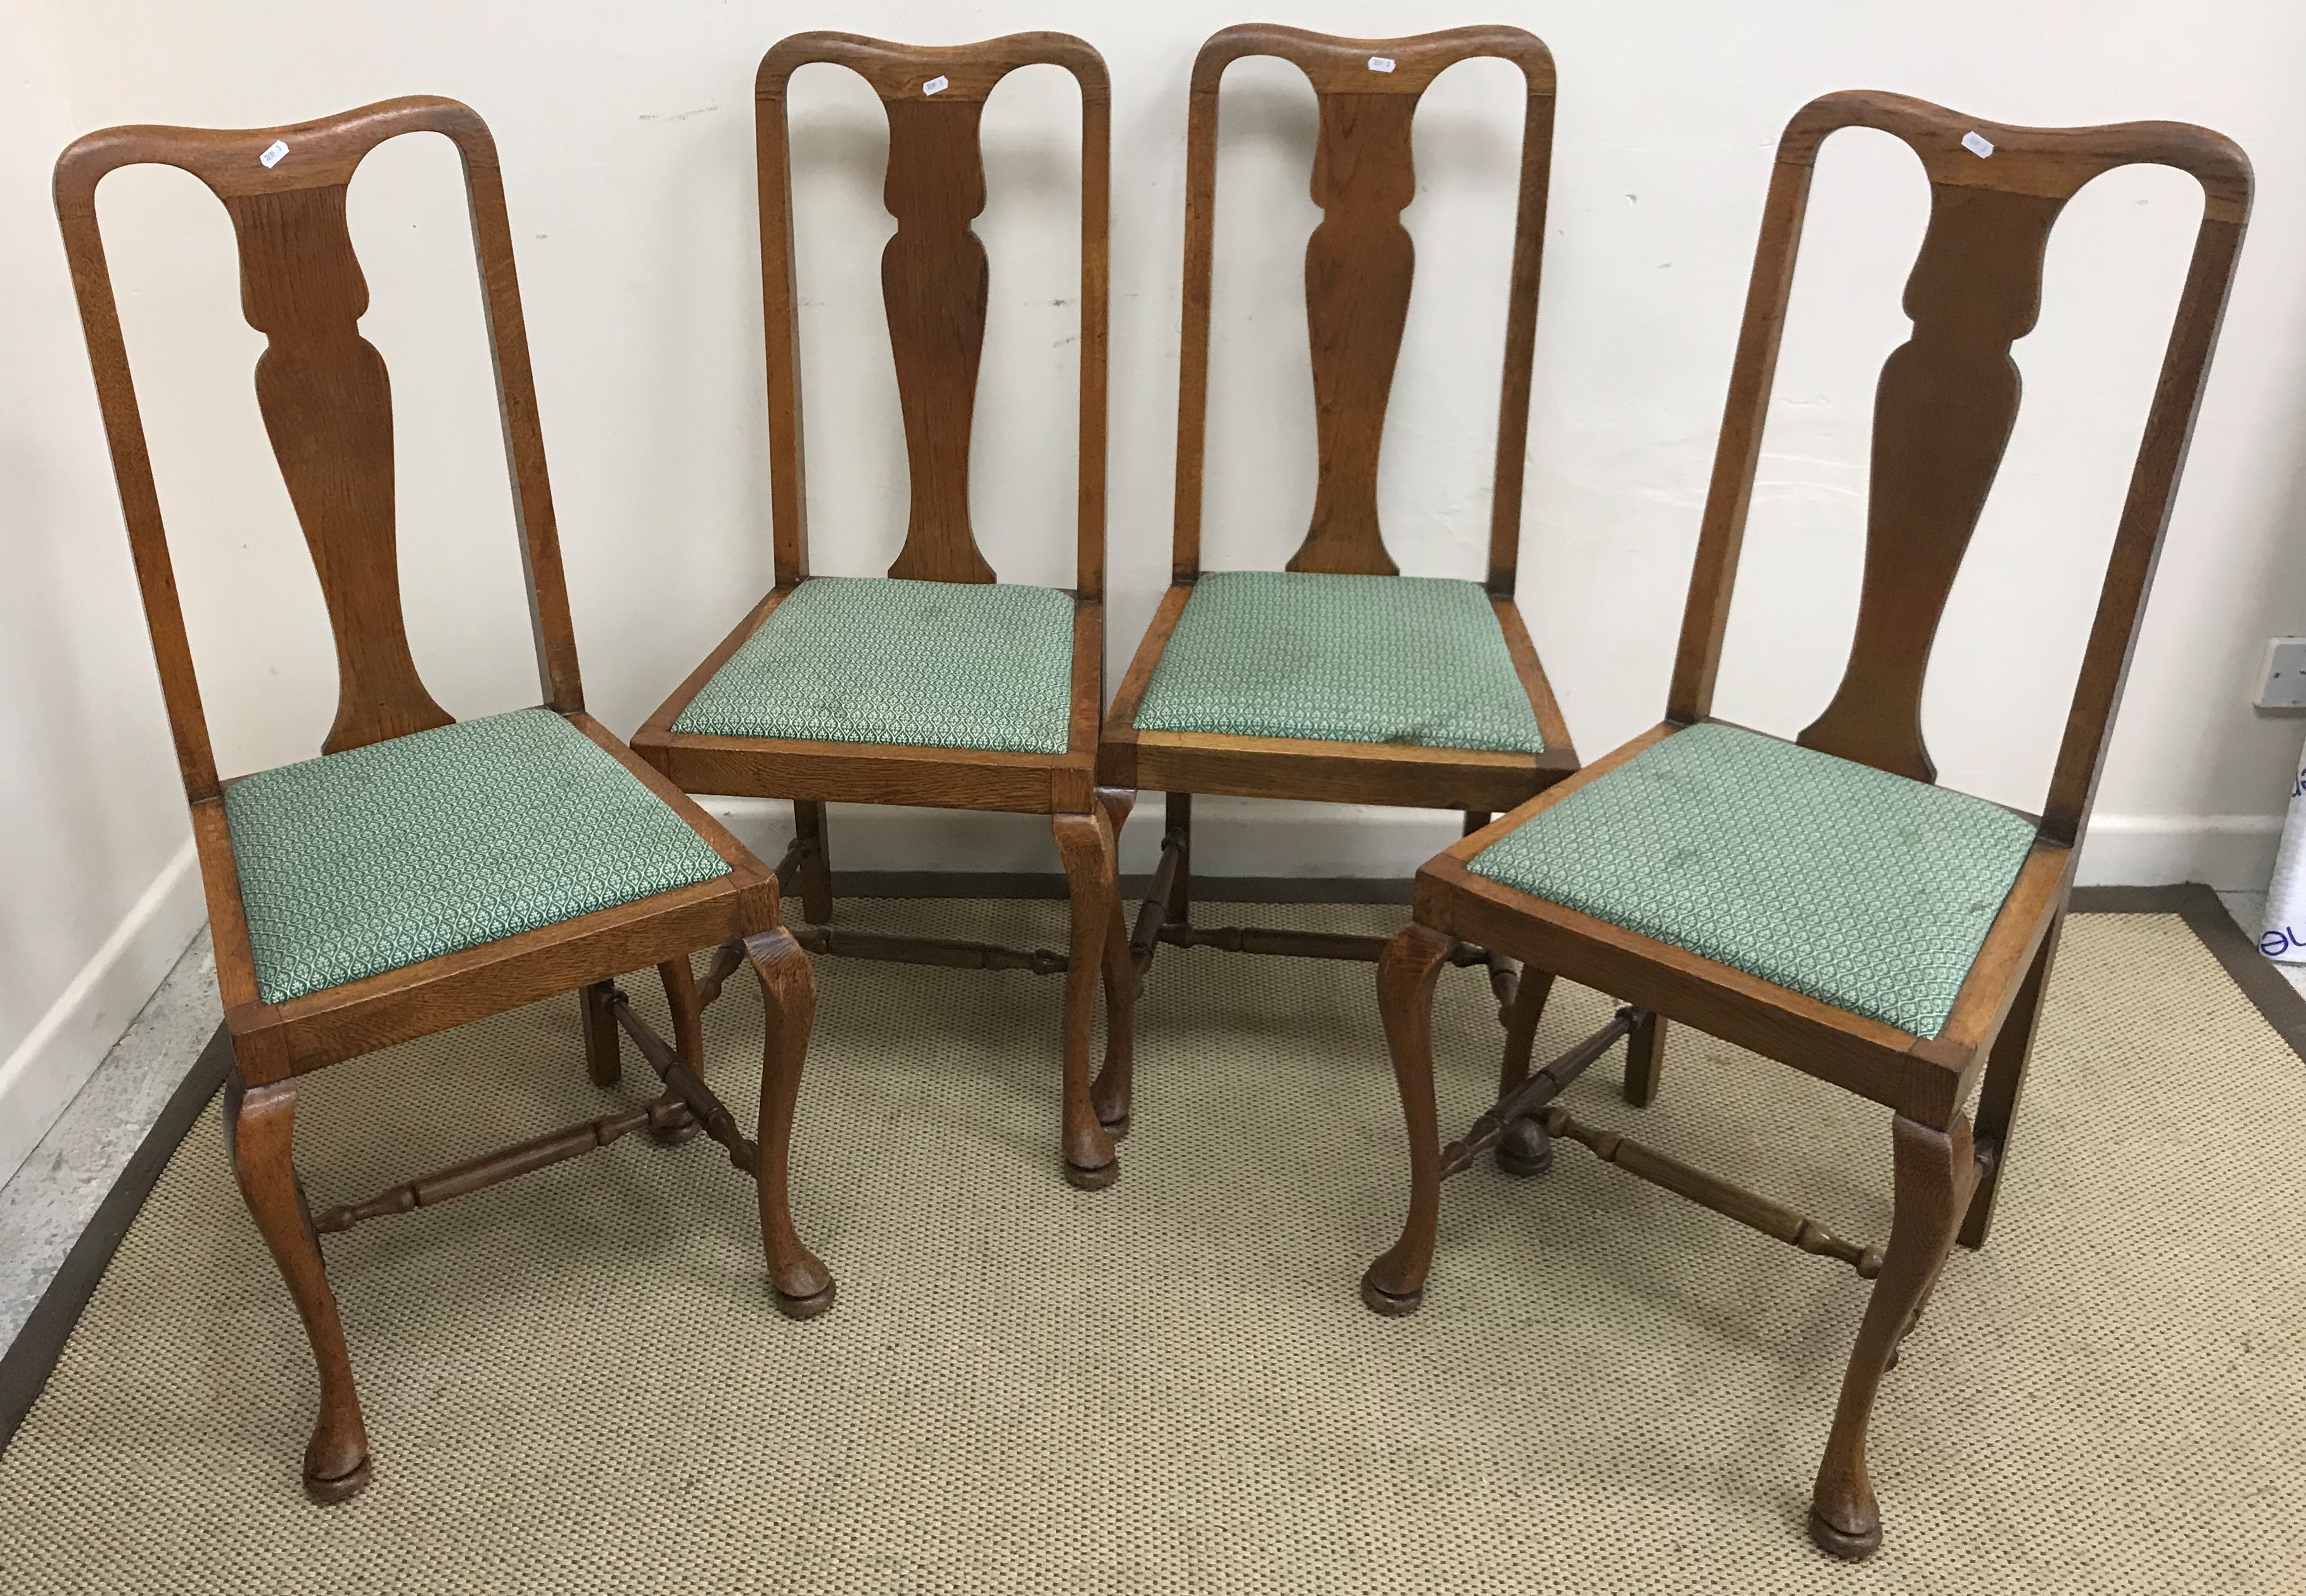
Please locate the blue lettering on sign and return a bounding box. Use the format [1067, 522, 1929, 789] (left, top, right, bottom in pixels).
[2264, 926, 2299, 958]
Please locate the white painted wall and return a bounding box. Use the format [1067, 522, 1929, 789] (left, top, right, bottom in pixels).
[0, 7, 207, 1185]
[8, 1, 2306, 1174]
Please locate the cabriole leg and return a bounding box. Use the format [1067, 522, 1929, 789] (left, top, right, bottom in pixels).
[1092, 788, 1137, 1137]
[1360, 923, 1453, 1315]
[1054, 811, 1121, 1189]
[1809, 1112, 1978, 1560]
[225, 1067, 371, 1503]
[746, 928, 835, 1319]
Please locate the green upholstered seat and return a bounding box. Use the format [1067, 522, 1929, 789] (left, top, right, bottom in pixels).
[222, 709, 732, 1006]
[1468, 723, 2037, 1037]
[673, 576, 1076, 755]
[1132, 571, 1543, 753]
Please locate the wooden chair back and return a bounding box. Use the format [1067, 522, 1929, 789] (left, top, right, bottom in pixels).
[755, 32, 1110, 596]
[1667, 91, 2250, 844]
[53, 98, 581, 801]
[1172, 23, 1557, 592]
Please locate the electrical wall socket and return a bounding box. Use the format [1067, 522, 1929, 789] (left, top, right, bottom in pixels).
[2257, 637, 2306, 711]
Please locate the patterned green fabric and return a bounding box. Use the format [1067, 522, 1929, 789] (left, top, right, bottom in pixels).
[674, 576, 1075, 754]
[1132, 571, 1543, 752]
[223, 709, 731, 1006]
[1469, 723, 2037, 1037]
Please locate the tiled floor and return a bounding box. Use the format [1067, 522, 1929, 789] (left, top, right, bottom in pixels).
[0, 933, 216, 1353]
[3, 892, 2303, 1360]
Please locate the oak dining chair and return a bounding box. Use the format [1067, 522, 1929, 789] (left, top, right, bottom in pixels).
[1358, 91, 2250, 1558]
[629, 32, 1131, 1189]
[1097, 24, 1581, 1148]
[54, 96, 831, 1504]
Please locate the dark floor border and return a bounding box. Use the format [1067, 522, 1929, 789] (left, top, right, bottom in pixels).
[2070, 882, 2306, 1059]
[3, 880, 2296, 1464]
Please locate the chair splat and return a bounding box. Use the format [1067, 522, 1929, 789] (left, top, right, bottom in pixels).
[755, 31, 1109, 593]
[230, 182, 452, 752]
[881, 93, 996, 583]
[1799, 183, 2065, 782]
[1673, 90, 2251, 833]
[1176, 23, 1555, 588]
[1297, 91, 1418, 576]
[53, 96, 587, 790]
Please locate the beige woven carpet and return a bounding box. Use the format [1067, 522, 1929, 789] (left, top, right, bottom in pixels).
[2, 903, 2302, 1593]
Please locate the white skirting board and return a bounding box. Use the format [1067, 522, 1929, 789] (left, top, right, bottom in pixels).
[0, 806, 2280, 1194]
[0, 839, 207, 1191]
[2075, 813, 2283, 891]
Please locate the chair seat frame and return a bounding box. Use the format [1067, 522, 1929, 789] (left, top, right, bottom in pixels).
[1358, 92, 2251, 1559]
[55, 98, 830, 1505]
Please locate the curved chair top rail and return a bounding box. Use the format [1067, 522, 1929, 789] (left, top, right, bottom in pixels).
[1173, 23, 1557, 592]
[1187, 22, 1556, 98]
[53, 96, 578, 802]
[1666, 89, 2252, 845]
[755, 31, 1111, 595]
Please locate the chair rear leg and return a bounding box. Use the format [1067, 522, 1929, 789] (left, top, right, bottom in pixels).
[1055, 811, 1121, 1189]
[1494, 967, 1556, 1176]
[581, 980, 620, 1087]
[1624, 1009, 1666, 1108]
[745, 928, 835, 1319]
[1163, 792, 1193, 927]
[1809, 1112, 1978, 1560]
[1461, 811, 1558, 1172]
[225, 1067, 371, 1503]
[1361, 923, 1453, 1315]
[1092, 788, 1136, 1136]
[650, 956, 706, 1146]
[793, 799, 834, 925]
[1959, 915, 2061, 1251]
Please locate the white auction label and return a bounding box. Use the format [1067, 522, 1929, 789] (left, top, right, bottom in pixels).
[923, 75, 948, 95]
[259, 139, 290, 168]
[1960, 130, 1994, 158]
[1367, 55, 1396, 73]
